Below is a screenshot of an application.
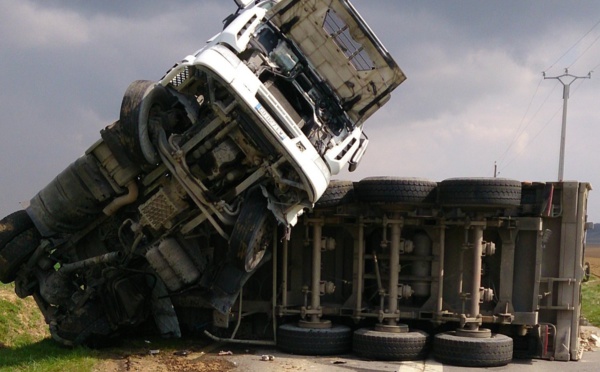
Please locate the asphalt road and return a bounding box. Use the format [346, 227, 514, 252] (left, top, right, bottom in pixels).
[206, 326, 600, 372]
[220, 347, 600, 372]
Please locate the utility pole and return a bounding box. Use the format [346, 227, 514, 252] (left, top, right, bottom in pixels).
[543, 68, 591, 181]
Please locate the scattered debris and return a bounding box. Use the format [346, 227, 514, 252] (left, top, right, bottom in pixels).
[173, 350, 190, 356]
[148, 349, 160, 356]
[218, 350, 233, 356]
[260, 355, 275, 361]
[580, 328, 600, 351]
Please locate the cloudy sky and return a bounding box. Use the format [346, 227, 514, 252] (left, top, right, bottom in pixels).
[1, 0, 600, 222]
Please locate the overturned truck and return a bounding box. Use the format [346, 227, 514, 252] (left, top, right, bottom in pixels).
[0, 0, 592, 368]
[0, 0, 403, 346]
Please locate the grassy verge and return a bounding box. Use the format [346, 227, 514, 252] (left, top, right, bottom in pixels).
[0, 283, 217, 372]
[2, 273, 599, 371]
[0, 283, 99, 372]
[582, 275, 600, 326]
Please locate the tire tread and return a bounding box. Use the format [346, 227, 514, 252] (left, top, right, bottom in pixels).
[354, 177, 437, 205]
[277, 324, 352, 355]
[433, 331, 513, 367]
[353, 328, 430, 361]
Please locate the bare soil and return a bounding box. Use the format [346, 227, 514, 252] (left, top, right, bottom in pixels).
[91, 340, 236, 372]
[1, 284, 234, 371]
[92, 353, 235, 372]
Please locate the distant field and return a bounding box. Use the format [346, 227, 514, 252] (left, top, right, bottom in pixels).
[586, 244, 600, 256]
[586, 244, 600, 277]
[583, 244, 600, 326]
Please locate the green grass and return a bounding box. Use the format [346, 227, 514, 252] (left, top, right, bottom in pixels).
[0, 283, 99, 372]
[0, 340, 98, 372]
[0, 282, 212, 371]
[582, 275, 600, 326]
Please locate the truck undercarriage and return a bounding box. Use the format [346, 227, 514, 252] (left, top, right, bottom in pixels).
[0, 0, 592, 368]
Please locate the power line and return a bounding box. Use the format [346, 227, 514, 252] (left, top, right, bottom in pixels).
[499, 106, 561, 172]
[496, 78, 543, 165]
[498, 78, 588, 174]
[569, 33, 600, 69]
[500, 18, 600, 176]
[544, 17, 600, 72]
[497, 79, 560, 167]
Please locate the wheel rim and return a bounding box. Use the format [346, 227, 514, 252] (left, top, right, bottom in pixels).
[119, 80, 175, 165]
[230, 192, 275, 273]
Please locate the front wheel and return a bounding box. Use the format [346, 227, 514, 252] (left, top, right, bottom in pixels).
[229, 192, 275, 272]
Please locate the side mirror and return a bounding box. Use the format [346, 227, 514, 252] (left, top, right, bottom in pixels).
[234, 0, 254, 9]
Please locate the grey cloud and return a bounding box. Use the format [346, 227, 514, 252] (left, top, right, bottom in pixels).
[1, 0, 600, 221]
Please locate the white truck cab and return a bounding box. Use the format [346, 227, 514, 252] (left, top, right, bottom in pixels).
[155, 0, 406, 226]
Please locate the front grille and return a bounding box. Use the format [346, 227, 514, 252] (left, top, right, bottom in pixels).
[236, 109, 279, 159]
[171, 66, 191, 87]
[335, 138, 357, 160]
[238, 14, 258, 38]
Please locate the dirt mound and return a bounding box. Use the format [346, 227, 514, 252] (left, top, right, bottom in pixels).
[94, 352, 235, 372]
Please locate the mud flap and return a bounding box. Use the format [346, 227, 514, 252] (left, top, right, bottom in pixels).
[207, 265, 249, 314]
[208, 251, 272, 314]
[150, 277, 181, 338]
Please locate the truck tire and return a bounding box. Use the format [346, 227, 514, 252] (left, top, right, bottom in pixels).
[354, 177, 437, 205]
[438, 178, 521, 208]
[230, 192, 275, 272]
[0, 210, 34, 248]
[120, 80, 174, 165]
[0, 211, 40, 284]
[277, 323, 352, 355]
[0, 228, 41, 283]
[353, 328, 430, 361]
[433, 331, 513, 367]
[316, 180, 354, 207]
